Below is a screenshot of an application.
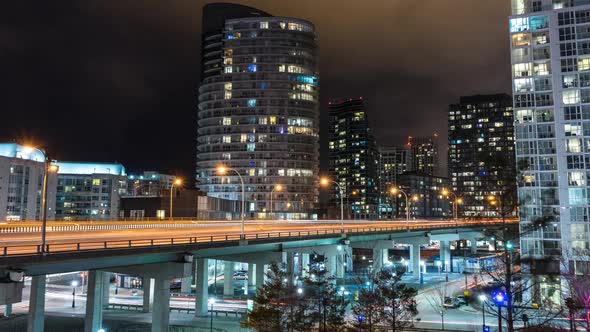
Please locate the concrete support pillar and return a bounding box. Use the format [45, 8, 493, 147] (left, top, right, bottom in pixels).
[301, 253, 310, 277]
[373, 248, 388, 273]
[328, 255, 337, 276]
[142, 278, 154, 313]
[439, 241, 450, 271]
[336, 254, 345, 279]
[284, 252, 295, 286]
[345, 247, 353, 272]
[223, 261, 234, 296]
[195, 258, 209, 317]
[4, 304, 12, 317]
[101, 272, 110, 309]
[248, 263, 256, 287]
[27, 275, 46, 332]
[180, 276, 192, 294]
[84, 270, 105, 332]
[411, 244, 421, 279]
[470, 238, 478, 254]
[151, 278, 171, 332]
[255, 262, 266, 290]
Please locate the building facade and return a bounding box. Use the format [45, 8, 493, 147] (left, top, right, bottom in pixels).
[0, 143, 56, 221]
[196, 3, 320, 219]
[509, 0, 590, 304]
[126, 171, 176, 197]
[328, 98, 380, 219]
[54, 162, 127, 220]
[448, 94, 516, 218]
[378, 146, 411, 218]
[396, 172, 450, 219]
[407, 135, 440, 176]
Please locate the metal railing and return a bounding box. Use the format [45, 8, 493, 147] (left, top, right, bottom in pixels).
[0, 220, 514, 257]
[106, 303, 245, 317]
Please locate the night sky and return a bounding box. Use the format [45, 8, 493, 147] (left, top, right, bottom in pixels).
[0, 1, 512, 184]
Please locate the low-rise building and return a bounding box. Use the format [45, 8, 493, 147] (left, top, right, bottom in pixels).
[0, 143, 57, 221]
[54, 162, 127, 220]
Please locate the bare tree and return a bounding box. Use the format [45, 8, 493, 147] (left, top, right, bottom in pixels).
[560, 247, 590, 331]
[425, 282, 449, 330]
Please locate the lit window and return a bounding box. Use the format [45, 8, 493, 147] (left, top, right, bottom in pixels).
[260, 22, 269, 29]
[224, 91, 232, 99]
[224, 66, 233, 73]
[562, 90, 580, 105]
[510, 17, 529, 32]
[579, 58, 590, 71]
[247, 99, 257, 107]
[278, 64, 285, 72]
[270, 116, 277, 124]
[513, 63, 532, 77]
[259, 117, 267, 125]
[240, 134, 247, 143]
[247, 143, 256, 151]
[279, 22, 286, 29]
[223, 117, 231, 125]
[248, 64, 257, 72]
[224, 82, 232, 90]
[223, 58, 233, 65]
[92, 179, 100, 186]
[223, 136, 231, 143]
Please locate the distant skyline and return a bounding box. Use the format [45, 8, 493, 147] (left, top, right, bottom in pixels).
[0, 1, 512, 182]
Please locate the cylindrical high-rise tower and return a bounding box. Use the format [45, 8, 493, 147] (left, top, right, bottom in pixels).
[197, 3, 319, 219]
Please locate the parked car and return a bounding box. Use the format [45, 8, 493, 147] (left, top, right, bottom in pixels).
[443, 296, 462, 308]
[233, 271, 248, 280]
[456, 295, 468, 305]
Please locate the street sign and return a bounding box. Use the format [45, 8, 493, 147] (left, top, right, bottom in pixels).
[483, 325, 490, 332]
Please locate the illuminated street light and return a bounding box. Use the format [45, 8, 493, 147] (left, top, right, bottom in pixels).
[270, 184, 283, 220]
[217, 166, 246, 239]
[390, 187, 410, 222]
[169, 178, 182, 222]
[297, 287, 303, 295]
[440, 188, 462, 222]
[479, 294, 487, 330]
[25, 146, 59, 254]
[320, 177, 344, 232]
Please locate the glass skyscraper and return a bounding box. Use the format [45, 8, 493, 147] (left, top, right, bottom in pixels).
[510, 0, 590, 286]
[196, 4, 320, 219]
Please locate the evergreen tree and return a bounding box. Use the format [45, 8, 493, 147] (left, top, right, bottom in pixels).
[242, 262, 313, 332]
[377, 270, 418, 332]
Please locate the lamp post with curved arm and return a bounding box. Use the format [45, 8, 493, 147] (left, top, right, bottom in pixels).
[169, 178, 182, 222]
[217, 166, 245, 239]
[441, 188, 462, 222]
[270, 184, 282, 220]
[390, 187, 409, 221]
[24, 146, 59, 254]
[320, 177, 344, 232]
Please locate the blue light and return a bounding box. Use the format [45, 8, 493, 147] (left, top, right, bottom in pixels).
[357, 314, 364, 322]
[54, 162, 126, 176]
[247, 99, 256, 107]
[248, 64, 257, 72]
[291, 75, 318, 85]
[129, 175, 135, 180]
[260, 82, 267, 89]
[227, 34, 234, 40]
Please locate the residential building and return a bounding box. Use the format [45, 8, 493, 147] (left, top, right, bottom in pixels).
[54, 162, 127, 220]
[196, 3, 320, 219]
[120, 188, 198, 220]
[407, 134, 439, 176]
[448, 94, 516, 218]
[0, 143, 56, 221]
[328, 97, 380, 219]
[396, 172, 450, 219]
[509, 0, 590, 303]
[378, 146, 411, 218]
[126, 171, 176, 197]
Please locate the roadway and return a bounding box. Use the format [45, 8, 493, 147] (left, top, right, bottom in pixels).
[0, 219, 510, 256]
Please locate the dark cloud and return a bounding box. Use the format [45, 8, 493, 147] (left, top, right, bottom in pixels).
[0, 0, 511, 181]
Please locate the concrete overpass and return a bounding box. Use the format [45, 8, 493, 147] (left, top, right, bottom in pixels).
[0, 219, 516, 332]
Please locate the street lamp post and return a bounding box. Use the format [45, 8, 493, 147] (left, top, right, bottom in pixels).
[169, 178, 182, 222]
[320, 178, 344, 232]
[270, 184, 282, 220]
[441, 189, 462, 231]
[390, 187, 409, 221]
[208, 298, 216, 332]
[479, 294, 487, 330]
[25, 146, 59, 254]
[217, 166, 245, 239]
[71, 280, 78, 308]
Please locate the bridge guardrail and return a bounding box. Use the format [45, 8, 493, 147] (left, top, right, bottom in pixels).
[106, 303, 245, 317]
[0, 220, 514, 257]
